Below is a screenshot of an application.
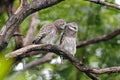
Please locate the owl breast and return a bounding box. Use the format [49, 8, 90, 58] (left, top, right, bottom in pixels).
[60, 37, 76, 56]
[41, 30, 58, 44]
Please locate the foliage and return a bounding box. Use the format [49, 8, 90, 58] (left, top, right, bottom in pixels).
[0, 0, 120, 80]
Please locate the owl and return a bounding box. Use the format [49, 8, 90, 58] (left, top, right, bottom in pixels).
[60, 22, 78, 62]
[32, 19, 66, 44]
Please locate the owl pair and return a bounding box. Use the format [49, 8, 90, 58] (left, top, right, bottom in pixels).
[33, 19, 78, 62]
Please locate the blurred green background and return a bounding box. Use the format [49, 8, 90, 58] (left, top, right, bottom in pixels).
[1, 0, 120, 80]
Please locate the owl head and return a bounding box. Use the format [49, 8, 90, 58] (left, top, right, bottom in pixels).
[54, 19, 66, 30]
[66, 22, 78, 32]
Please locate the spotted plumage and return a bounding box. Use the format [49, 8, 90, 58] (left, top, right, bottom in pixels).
[33, 19, 66, 45]
[60, 22, 78, 62]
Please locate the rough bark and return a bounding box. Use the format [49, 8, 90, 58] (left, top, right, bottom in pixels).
[0, 0, 63, 51]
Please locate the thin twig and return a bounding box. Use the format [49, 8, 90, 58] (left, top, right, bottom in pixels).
[86, 0, 120, 10]
[77, 28, 120, 48]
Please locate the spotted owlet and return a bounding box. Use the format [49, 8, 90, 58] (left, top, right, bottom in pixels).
[60, 22, 78, 62]
[32, 19, 66, 44]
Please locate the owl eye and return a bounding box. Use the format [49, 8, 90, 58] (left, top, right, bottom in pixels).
[72, 26, 76, 29]
[68, 25, 78, 32]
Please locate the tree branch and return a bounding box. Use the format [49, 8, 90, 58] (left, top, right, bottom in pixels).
[0, 0, 63, 51]
[23, 53, 54, 70]
[14, 0, 28, 14]
[24, 55, 98, 80]
[5, 44, 98, 80]
[85, 72, 99, 80]
[24, 12, 39, 46]
[4, 0, 14, 17]
[14, 26, 23, 50]
[5, 44, 120, 74]
[77, 28, 120, 48]
[87, 0, 120, 10]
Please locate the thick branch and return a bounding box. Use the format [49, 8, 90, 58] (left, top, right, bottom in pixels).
[0, 0, 63, 51]
[0, 0, 15, 15]
[15, 0, 28, 14]
[5, 44, 120, 74]
[87, 0, 120, 10]
[4, 0, 14, 17]
[77, 28, 120, 48]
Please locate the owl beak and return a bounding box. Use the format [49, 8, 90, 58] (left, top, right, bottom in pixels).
[60, 24, 66, 30]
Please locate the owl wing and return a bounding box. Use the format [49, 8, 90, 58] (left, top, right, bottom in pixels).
[59, 31, 66, 63]
[59, 30, 65, 45]
[33, 23, 55, 44]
